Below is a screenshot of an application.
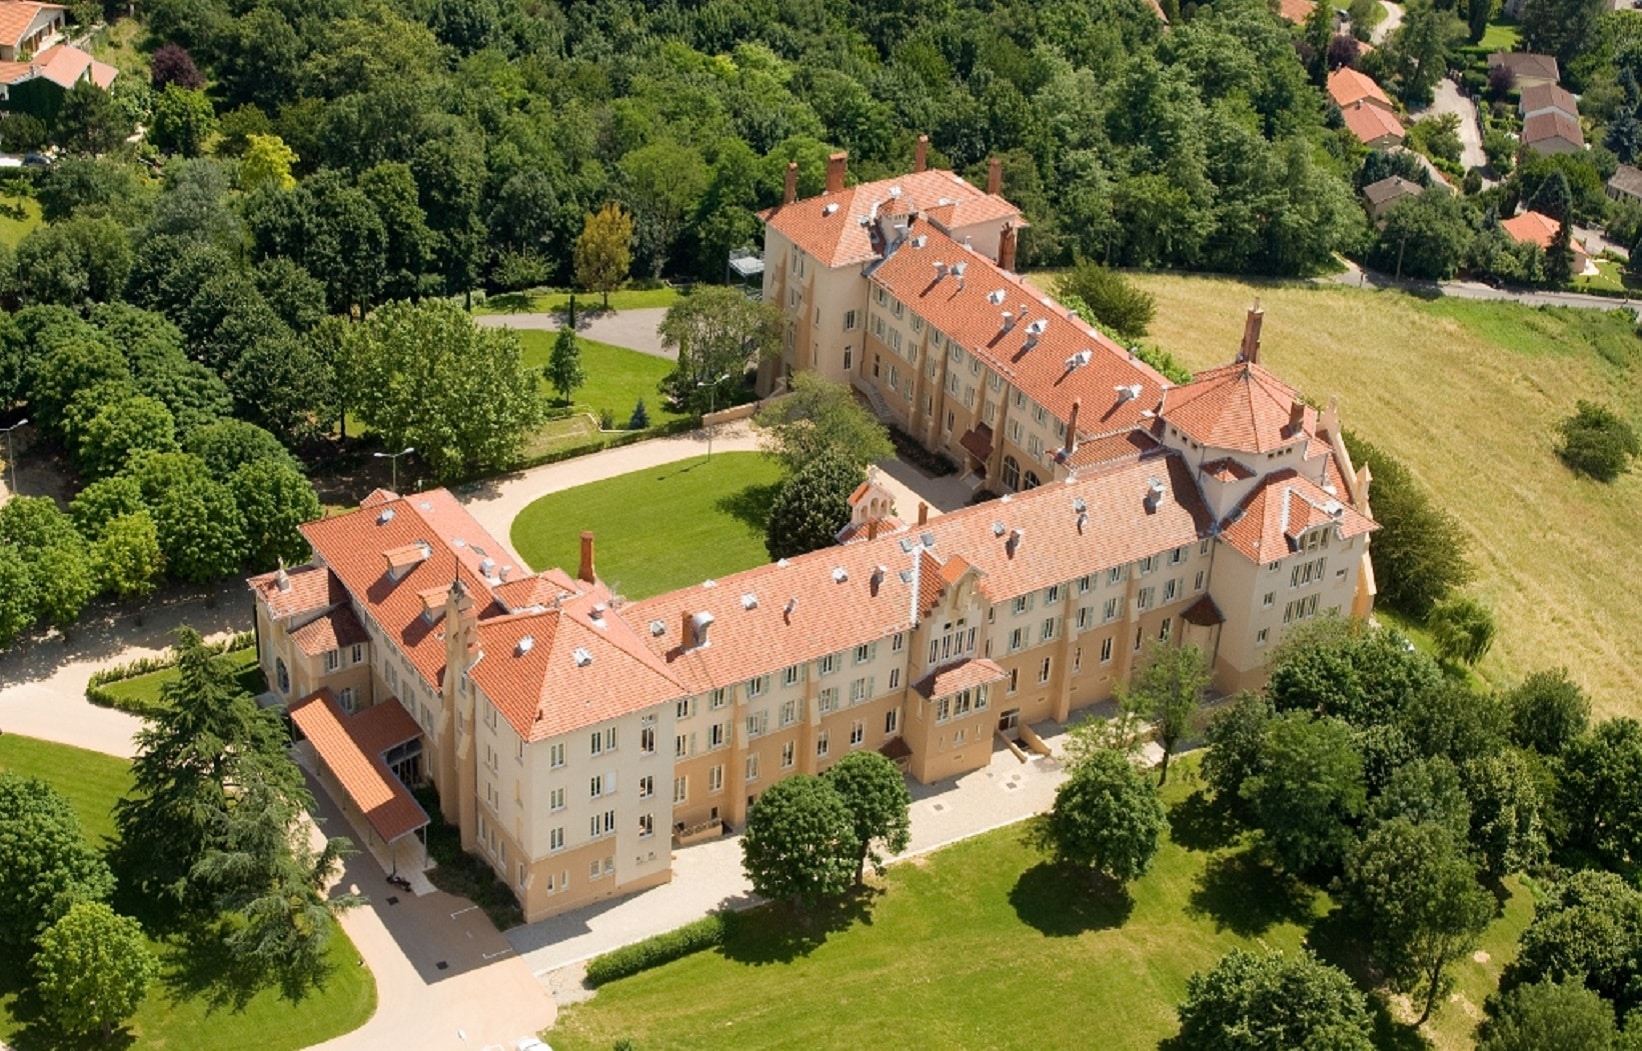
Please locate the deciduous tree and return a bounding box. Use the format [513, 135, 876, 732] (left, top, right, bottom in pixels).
[1558, 718, 1642, 869]
[1465, 749, 1548, 879]
[1505, 668, 1589, 757]
[230, 458, 319, 570]
[1342, 432, 1474, 616]
[660, 286, 782, 411]
[1043, 748, 1167, 887]
[1053, 259, 1157, 341]
[77, 394, 179, 479]
[824, 750, 911, 884]
[1506, 870, 1642, 1016]
[764, 450, 862, 560]
[1557, 401, 1639, 482]
[1242, 711, 1366, 872]
[33, 902, 155, 1040]
[741, 774, 857, 907]
[1478, 979, 1619, 1051]
[93, 511, 164, 602]
[150, 85, 216, 158]
[1174, 949, 1375, 1051]
[0, 543, 35, 646]
[238, 133, 298, 193]
[573, 203, 632, 309]
[755, 372, 892, 472]
[1122, 640, 1210, 785]
[1202, 691, 1273, 808]
[152, 474, 246, 584]
[0, 774, 115, 945]
[546, 318, 585, 403]
[1429, 595, 1497, 666]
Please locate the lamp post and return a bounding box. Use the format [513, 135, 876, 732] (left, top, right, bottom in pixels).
[697, 374, 729, 461]
[1, 418, 27, 498]
[374, 447, 415, 493]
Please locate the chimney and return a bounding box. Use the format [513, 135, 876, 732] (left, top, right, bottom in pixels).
[1239, 299, 1263, 365]
[1064, 398, 1081, 456]
[275, 558, 290, 592]
[913, 134, 928, 173]
[825, 151, 847, 194]
[1144, 478, 1166, 512]
[1288, 400, 1306, 435]
[986, 157, 1002, 195]
[783, 161, 798, 205]
[868, 518, 879, 541]
[578, 531, 596, 583]
[917, 501, 929, 526]
[999, 221, 1017, 271]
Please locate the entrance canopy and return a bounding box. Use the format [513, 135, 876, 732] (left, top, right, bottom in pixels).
[290, 690, 428, 843]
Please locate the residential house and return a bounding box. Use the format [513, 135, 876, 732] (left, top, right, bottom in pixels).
[1276, 0, 1314, 24]
[0, 2, 115, 120]
[254, 156, 1380, 927]
[1518, 83, 1579, 122]
[1606, 163, 1642, 205]
[1328, 67, 1395, 115]
[1502, 209, 1590, 273]
[1340, 99, 1407, 148]
[1488, 52, 1560, 90]
[0, 1, 63, 61]
[1361, 175, 1424, 220]
[1521, 110, 1584, 155]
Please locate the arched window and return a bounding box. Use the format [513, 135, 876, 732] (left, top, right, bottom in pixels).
[1001, 456, 1021, 491]
[276, 659, 289, 694]
[1024, 471, 1041, 491]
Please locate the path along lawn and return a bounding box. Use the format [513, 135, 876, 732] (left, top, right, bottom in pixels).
[514, 331, 688, 457]
[0, 735, 376, 1051]
[1032, 272, 1642, 719]
[550, 766, 1532, 1051]
[476, 287, 680, 315]
[511, 451, 782, 599]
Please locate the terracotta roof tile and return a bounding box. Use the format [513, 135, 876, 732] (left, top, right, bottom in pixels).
[0, 2, 59, 49]
[1328, 67, 1393, 111]
[1218, 468, 1377, 564]
[912, 656, 1007, 699]
[1277, 0, 1313, 23]
[1341, 100, 1406, 144]
[1522, 110, 1583, 148]
[1519, 83, 1578, 118]
[1501, 210, 1561, 249]
[289, 605, 370, 656]
[290, 690, 428, 843]
[248, 563, 348, 620]
[1159, 360, 1310, 454]
[868, 225, 1167, 429]
[836, 516, 907, 545]
[1065, 429, 1160, 470]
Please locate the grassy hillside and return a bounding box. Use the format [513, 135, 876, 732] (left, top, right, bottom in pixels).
[1112, 274, 1642, 716]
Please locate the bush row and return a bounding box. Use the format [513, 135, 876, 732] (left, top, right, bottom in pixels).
[86, 629, 255, 689]
[887, 424, 959, 477]
[583, 913, 731, 987]
[515, 416, 702, 472]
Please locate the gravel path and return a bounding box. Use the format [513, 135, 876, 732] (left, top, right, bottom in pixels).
[475, 307, 673, 360]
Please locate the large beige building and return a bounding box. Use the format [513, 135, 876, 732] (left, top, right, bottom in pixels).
[250, 156, 1378, 925]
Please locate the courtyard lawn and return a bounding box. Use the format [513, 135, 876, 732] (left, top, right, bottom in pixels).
[549, 770, 1532, 1051]
[477, 287, 682, 315]
[0, 735, 376, 1051]
[1031, 272, 1642, 719]
[1571, 259, 1629, 295]
[98, 646, 265, 715]
[510, 451, 783, 598]
[516, 331, 686, 430]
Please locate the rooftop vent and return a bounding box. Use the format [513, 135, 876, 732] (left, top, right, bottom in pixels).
[1026, 318, 1048, 336]
[899, 539, 917, 553]
[378, 508, 395, 524]
[952, 262, 968, 278]
[912, 235, 927, 248]
[776, 558, 791, 567]
[480, 556, 496, 577]
[831, 567, 849, 583]
[741, 592, 758, 610]
[702, 579, 716, 588]
[498, 565, 511, 582]
[921, 531, 936, 548]
[1115, 383, 1142, 402]
[573, 647, 593, 667]
[452, 538, 467, 547]
[1323, 499, 1345, 517]
[899, 569, 914, 583]
[987, 289, 1007, 305]
[992, 521, 1006, 537]
[516, 635, 534, 655]
[784, 596, 798, 618]
[591, 602, 606, 619]
[1000, 311, 1015, 331]
[889, 186, 903, 199]
[934, 261, 948, 278]
[871, 564, 887, 589]
[688, 610, 715, 649]
[822, 202, 839, 216]
[1077, 512, 1088, 533]
[1072, 497, 1087, 514]
[1145, 478, 1166, 512]
[1066, 350, 1093, 370]
[649, 619, 666, 637]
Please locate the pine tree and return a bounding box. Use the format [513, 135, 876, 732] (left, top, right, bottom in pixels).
[627, 398, 650, 430]
[1545, 220, 1575, 287]
[546, 323, 585, 404]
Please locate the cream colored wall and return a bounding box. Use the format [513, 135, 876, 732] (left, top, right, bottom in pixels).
[1210, 532, 1364, 687]
[764, 228, 873, 391]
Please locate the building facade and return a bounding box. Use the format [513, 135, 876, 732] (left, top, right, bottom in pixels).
[251, 158, 1378, 925]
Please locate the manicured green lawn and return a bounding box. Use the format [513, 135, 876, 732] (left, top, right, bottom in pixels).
[99, 647, 265, 715]
[0, 195, 41, 248]
[1474, 18, 1521, 52]
[516, 332, 687, 435]
[0, 735, 376, 1051]
[1571, 259, 1629, 295]
[551, 769, 1533, 1051]
[511, 451, 784, 598]
[477, 287, 682, 315]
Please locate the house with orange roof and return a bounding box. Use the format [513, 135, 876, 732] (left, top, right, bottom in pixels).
[0, 0, 115, 116]
[1340, 99, 1406, 148]
[250, 288, 1377, 924]
[1327, 67, 1395, 115]
[0, 0, 65, 61]
[1501, 209, 1591, 273]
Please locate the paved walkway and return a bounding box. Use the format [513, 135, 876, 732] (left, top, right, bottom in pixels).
[1371, 0, 1403, 44]
[507, 724, 1077, 977]
[1320, 260, 1642, 314]
[1414, 79, 1487, 175]
[475, 307, 672, 360]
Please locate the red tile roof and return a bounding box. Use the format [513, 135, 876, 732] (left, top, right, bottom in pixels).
[0, 2, 58, 49]
[248, 563, 349, 620]
[290, 690, 428, 843]
[759, 169, 1022, 268]
[1501, 210, 1562, 249]
[1065, 429, 1161, 470]
[1218, 469, 1377, 564]
[1277, 0, 1313, 23]
[31, 43, 112, 90]
[868, 225, 1167, 430]
[289, 605, 370, 656]
[1522, 110, 1583, 149]
[1159, 360, 1311, 454]
[1328, 67, 1393, 111]
[837, 516, 907, 545]
[912, 657, 1008, 699]
[1340, 100, 1406, 145]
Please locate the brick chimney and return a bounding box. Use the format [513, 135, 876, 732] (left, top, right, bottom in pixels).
[917, 501, 929, 526]
[1288, 400, 1306, 435]
[1063, 398, 1081, 456]
[986, 157, 1002, 195]
[825, 151, 847, 194]
[783, 161, 798, 205]
[868, 518, 880, 541]
[1239, 299, 1263, 365]
[578, 531, 596, 583]
[913, 135, 928, 173]
[999, 221, 1017, 272]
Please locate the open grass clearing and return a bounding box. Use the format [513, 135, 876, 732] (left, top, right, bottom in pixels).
[510, 451, 782, 599]
[1028, 271, 1642, 717]
[550, 764, 1530, 1051]
[97, 646, 264, 714]
[476, 287, 682, 315]
[0, 735, 375, 1051]
[0, 195, 41, 248]
[515, 331, 687, 451]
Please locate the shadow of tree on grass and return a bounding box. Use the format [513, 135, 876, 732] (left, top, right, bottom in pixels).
[717, 886, 880, 966]
[1167, 790, 1244, 853]
[714, 481, 782, 533]
[1186, 848, 1318, 938]
[1009, 861, 1134, 937]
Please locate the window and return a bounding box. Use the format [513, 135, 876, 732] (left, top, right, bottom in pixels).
[891, 632, 904, 652]
[1001, 456, 1021, 490]
[1076, 607, 1091, 630]
[709, 765, 724, 792]
[550, 787, 565, 811]
[885, 708, 900, 735]
[708, 721, 727, 749]
[1023, 471, 1040, 490]
[638, 776, 653, 799]
[888, 667, 901, 690]
[779, 699, 798, 727]
[1100, 637, 1114, 663]
[850, 720, 865, 746]
[1008, 667, 1019, 693]
[673, 776, 688, 804]
[854, 642, 875, 664]
[1159, 618, 1172, 641]
[350, 643, 364, 664]
[954, 728, 966, 746]
[745, 710, 768, 738]
[589, 810, 615, 838]
[746, 675, 768, 699]
[850, 677, 872, 704]
[781, 741, 795, 769]
[589, 775, 604, 799]
[1136, 587, 1155, 611]
[817, 653, 838, 676]
[1163, 578, 1178, 602]
[936, 697, 951, 722]
[1170, 545, 1189, 565]
[676, 697, 694, 720]
[1012, 595, 1031, 615]
[640, 717, 656, 755]
[1040, 617, 1057, 643]
[1108, 566, 1125, 585]
[590, 727, 615, 756]
[550, 742, 565, 768]
[275, 659, 289, 693]
[638, 814, 654, 838]
[745, 755, 760, 783]
[1103, 597, 1123, 623]
[1039, 657, 1052, 684]
[675, 734, 689, 758]
[843, 309, 857, 331]
[709, 688, 727, 710]
[818, 687, 840, 714]
[1194, 571, 1206, 592]
[1256, 628, 1270, 646]
[338, 687, 358, 713]
[1262, 591, 1275, 608]
[549, 827, 564, 852]
[1008, 627, 1026, 653]
[1139, 555, 1159, 575]
[324, 649, 340, 673]
[1045, 584, 1061, 604]
[817, 730, 830, 757]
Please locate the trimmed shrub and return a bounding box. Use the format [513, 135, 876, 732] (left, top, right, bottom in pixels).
[584, 913, 730, 987]
[1557, 401, 1639, 482]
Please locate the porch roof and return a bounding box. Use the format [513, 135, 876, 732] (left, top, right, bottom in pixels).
[291, 690, 428, 843]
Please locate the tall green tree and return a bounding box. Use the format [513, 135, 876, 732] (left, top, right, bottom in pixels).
[1505, 870, 1642, 1016]
[1428, 595, 1497, 666]
[1477, 979, 1620, 1051]
[1342, 432, 1474, 616]
[824, 750, 912, 885]
[1122, 641, 1210, 785]
[1242, 712, 1366, 872]
[1558, 718, 1642, 869]
[546, 322, 585, 403]
[1053, 259, 1157, 342]
[1202, 691, 1274, 808]
[764, 450, 863, 560]
[573, 204, 633, 309]
[0, 543, 36, 646]
[1174, 949, 1375, 1051]
[231, 458, 320, 570]
[76, 394, 179, 479]
[754, 372, 892, 472]
[33, 902, 156, 1040]
[0, 774, 115, 945]
[153, 474, 246, 584]
[740, 774, 857, 907]
[1521, 0, 1603, 71]
[1465, 750, 1548, 879]
[150, 85, 217, 158]
[1505, 668, 1589, 757]
[1042, 748, 1167, 887]
[659, 286, 782, 410]
[93, 511, 165, 603]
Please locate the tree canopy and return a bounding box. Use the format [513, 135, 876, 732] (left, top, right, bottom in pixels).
[0, 774, 115, 946]
[1043, 748, 1167, 886]
[740, 774, 858, 907]
[1174, 949, 1375, 1051]
[33, 902, 156, 1040]
[824, 750, 912, 885]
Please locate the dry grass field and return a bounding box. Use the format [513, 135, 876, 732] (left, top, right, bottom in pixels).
[1032, 272, 1642, 716]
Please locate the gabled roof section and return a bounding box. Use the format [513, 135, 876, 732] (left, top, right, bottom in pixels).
[1362, 176, 1423, 206]
[1522, 110, 1583, 148]
[1159, 360, 1310, 454]
[1327, 67, 1392, 111]
[1609, 164, 1642, 199]
[289, 691, 428, 843]
[1519, 82, 1578, 118]
[1341, 100, 1406, 144]
[868, 225, 1166, 427]
[248, 563, 348, 620]
[1489, 51, 1559, 82]
[1219, 469, 1377, 564]
[912, 657, 1007, 700]
[31, 43, 113, 89]
[289, 605, 370, 656]
[1501, 209, 1562, 249]
[759, 169, 1021, 269]
[0, 1, 59, 49]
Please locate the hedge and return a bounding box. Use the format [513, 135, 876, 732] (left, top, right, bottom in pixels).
[85, 631, 256, 712]
[583, 913, 731, 987]
[887, 424, 958, 477]
[513, 415, 702, 473]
